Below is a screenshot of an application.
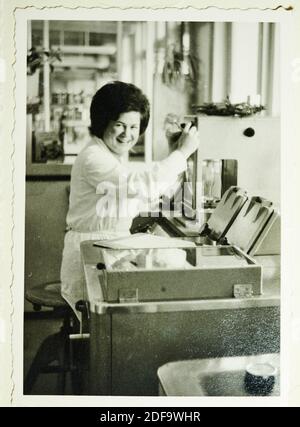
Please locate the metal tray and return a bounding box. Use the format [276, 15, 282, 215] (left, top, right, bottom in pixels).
[98, 245, 262, 302]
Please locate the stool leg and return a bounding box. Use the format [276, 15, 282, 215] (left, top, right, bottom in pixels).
[70, 338, 90, 395]
[24, 311, 86, 395]
[55, 330, 69, 395]
[24, 332, 64, 394]
[55, 310, 76, 394]
[56, 313, 82, 395]
[70, 340, 82, 395]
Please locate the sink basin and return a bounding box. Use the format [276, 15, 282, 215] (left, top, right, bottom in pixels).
[158, 353, 280, 396]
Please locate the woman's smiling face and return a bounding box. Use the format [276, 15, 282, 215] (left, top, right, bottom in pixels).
[102, 111, 141, 155]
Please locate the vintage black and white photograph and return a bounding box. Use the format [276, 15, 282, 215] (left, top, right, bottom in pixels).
[7, 3, 296, 405]
[21, 14, 281, 399]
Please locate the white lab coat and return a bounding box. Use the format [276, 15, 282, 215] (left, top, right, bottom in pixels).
[60, 136, 187, 315]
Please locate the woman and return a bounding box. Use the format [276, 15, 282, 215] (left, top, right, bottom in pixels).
[61, 81, 199, 314]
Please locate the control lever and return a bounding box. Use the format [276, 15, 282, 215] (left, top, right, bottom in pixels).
[71, 300, 90, 338]
[199, 222, 210, 237]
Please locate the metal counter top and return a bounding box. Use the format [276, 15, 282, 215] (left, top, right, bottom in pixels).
[81, 240, 280, 315]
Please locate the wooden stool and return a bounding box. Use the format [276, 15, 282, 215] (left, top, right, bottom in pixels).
[24, 282, 82, 395]
[25, 282, 67, 311]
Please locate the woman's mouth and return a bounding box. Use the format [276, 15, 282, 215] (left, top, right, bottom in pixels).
[117, 138, 131, 144]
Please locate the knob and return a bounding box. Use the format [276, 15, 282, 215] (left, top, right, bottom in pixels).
[96, 262, 106, 270]
[75, 300, 87, 313]
[243, 127, 255, 137]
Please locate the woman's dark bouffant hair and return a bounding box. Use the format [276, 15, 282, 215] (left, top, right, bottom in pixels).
[89, 81, 150, 138]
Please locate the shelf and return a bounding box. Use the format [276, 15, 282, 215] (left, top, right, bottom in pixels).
[54, 57, 114, 70]
[52, 69, 103, 80]
[63, 120, 89, 127]
[52, 44, 116, 55]
[26, 162, 72, 178]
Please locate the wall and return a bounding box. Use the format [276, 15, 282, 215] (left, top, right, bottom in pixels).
[25, 179, 70, 311]
[196, 116, 280, 206]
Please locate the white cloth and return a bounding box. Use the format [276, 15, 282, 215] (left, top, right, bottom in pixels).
[61, 229, 128, 318]
[60, 136, 187, 313]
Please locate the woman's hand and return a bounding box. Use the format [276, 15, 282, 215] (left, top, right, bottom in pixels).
[177, 122, 200, 159]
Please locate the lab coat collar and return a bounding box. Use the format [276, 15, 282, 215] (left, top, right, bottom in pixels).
[92, 136, 126, 164]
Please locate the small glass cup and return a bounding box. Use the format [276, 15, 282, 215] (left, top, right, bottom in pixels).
[244, 362, 277, 396]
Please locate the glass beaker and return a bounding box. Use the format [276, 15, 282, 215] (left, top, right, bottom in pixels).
[202, 159, 222, 205]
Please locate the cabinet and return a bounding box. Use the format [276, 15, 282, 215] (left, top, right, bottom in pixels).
[24, 179, 70, 311]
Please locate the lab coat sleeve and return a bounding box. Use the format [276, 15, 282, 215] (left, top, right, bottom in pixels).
[83, 147, 187, 201]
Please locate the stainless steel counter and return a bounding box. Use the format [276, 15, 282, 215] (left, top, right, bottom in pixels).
[80, 240, 280, 396]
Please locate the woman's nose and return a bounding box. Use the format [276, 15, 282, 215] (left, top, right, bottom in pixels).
[122, 126, 131, 138]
